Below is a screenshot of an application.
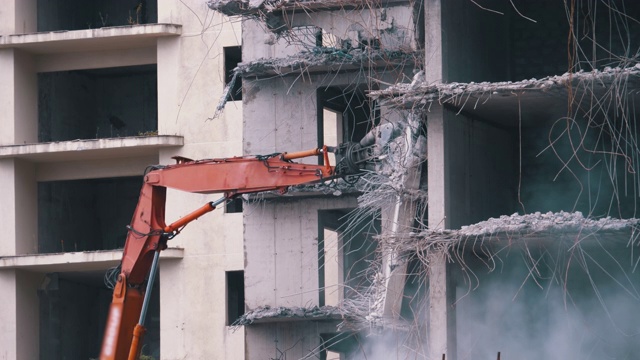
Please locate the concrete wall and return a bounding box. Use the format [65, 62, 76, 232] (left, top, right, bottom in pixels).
[245, 322, 339, 359]
[242, 4, 417, 61]
[243, 71, 409, 156]
[244, 196, 358, 309]
[156, 1, 244, 359]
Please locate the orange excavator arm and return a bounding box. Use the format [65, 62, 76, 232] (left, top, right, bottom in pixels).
[99, 146, 359, 360]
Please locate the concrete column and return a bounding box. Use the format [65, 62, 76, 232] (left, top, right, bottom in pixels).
[16, 270, 41, 360]
[425, 1, 456, 358]
[426, 106, 455, 360]
[0, 0, 37, 35]
[0, 270, 41, 360]
[0, 159, 37, 256]
[0, 270, 18, 359]
[424, 0, 444, 83]
[0, 49, 37, 146]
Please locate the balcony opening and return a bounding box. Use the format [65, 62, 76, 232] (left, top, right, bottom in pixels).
[224, 46, 242, 101]
[226, 270, 245, 325]
[38, 65, 158, 142]
[37, 0, 158, 32]
[318, 209, 379, 306]
[317, 86, 379, 165]
[38, 176, 142, 254]
[38, 271, 160, 359]
[441, 0, 640, 83]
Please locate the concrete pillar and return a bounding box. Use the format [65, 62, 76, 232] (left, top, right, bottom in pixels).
[0, 0, 37, 35]
[0, 159, 37, 256]
[0, 270, 41, 360]
[425, 1, 455, 358]
[0, 49, 37, 146]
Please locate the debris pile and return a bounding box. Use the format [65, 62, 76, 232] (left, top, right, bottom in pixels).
[370, 63, 640, 108]
[208, 0, 376, 16]
[459, 211, 640, 236]
[233, 305, 344, 325]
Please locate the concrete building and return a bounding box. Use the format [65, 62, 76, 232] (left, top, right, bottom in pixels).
[0, 1, 243, 359]
[208, 0, 640, 359]
[3, 0, 640, 360]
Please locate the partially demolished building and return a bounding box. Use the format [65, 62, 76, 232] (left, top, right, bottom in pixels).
[1, 0, 640, 359]
[208, 0, 640, 359]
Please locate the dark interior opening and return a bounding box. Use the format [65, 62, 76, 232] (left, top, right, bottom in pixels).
[37, 0, 158, 32]
[38, 176, 142, 253]
[38, 271, 160, 359]
[224, 46, 243, 101]
[225, 197, 243, 214]
[318, 209, 379, 306]
[226, 270, 245, 325]
[441, 0, 640, 83]
[453, 239, 640, 359]
[38, 65, 158, 142]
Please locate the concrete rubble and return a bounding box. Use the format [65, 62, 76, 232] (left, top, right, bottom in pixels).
[233, 47, 417, 77]
[232, 305, 344, 325]
[370, 63, 640, 108]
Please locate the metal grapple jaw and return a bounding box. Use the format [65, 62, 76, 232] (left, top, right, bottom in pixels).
[332, 122, 405, 176]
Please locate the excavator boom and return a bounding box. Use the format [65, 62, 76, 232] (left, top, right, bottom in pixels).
[100, 148, 345, 359]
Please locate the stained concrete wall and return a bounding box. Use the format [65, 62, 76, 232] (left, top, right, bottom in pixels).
[243, 71, 409, 156]
[244, 197, 358, 309]
[245, 322, 339, 359]
[156, 1, 244, 359]
[242, 3, 417, 61]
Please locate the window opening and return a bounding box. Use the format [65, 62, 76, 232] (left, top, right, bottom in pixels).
[317, 86, 378, 165]
[226, 270, 245, 325]
[225, 197, 243, 214]
[224, 46, 242, 101]
[318, 209, 379, 306]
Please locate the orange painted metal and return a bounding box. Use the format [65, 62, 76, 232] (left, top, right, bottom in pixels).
[100, 150, 337, 359]
[100, 277, 144, 360]
[127, 325, 146, 360]
[164, 202, 216, 233]
[281, 147, 321, 160]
